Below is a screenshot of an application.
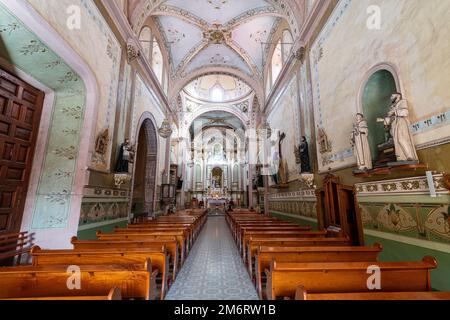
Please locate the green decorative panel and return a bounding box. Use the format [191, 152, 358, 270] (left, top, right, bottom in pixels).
[0, 4, 86, 229]
[365, 234, 450, 291]
[270, 212, 318, 230]
[77, 220, 128, 240]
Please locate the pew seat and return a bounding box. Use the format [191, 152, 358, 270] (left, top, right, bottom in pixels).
[254, 244, 383, 299]
[2, 287, 122, 300]
[295, 286, 450, 300]
[0, 262, 157, 300]
[266, 257, 437, 300]
[30, 245, 169, 300]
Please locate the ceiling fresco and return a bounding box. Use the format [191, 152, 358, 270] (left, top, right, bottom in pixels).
[134, 0, 299, 81]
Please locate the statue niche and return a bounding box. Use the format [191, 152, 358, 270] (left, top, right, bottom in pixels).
[377, 93, 419, 165]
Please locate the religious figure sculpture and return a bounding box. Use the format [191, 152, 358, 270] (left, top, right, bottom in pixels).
[273, 132, 288, 185]
[377, 93, 418, 163]
[115, 139, 134, 173]
[351, 113, 373, 171]
[299, 136, 311, 173]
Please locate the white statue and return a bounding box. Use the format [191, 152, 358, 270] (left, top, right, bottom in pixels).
[351, 113, 373, 171]
[378, 93, 418, 162]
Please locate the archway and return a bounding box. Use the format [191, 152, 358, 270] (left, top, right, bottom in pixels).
[361, 69, 398, 160]
[132, 118, 158, 218]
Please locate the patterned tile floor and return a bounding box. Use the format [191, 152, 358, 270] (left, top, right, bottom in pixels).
[165, 216, 259, 300]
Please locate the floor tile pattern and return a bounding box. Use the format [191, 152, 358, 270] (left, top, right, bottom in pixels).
[165, 216, 259, 300]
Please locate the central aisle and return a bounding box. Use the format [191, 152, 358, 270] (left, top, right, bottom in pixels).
[165, 216, 259, 300]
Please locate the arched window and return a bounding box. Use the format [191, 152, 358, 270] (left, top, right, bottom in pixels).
[139, 27, 152, 60]
[265, 71, 272, 97]
[271, 39, 283, 85]
[152, 39, 164, 84]
[282, 30, 294, 63]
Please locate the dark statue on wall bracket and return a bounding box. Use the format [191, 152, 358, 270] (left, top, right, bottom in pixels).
[295, 136, 312, 173]
[115, 139, 135, 173]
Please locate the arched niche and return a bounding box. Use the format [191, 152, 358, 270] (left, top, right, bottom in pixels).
[132, 118, 158, 218]
[361, 69, 399, 160]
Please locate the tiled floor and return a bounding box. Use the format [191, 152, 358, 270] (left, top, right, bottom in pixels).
[165, 216, 259, 300]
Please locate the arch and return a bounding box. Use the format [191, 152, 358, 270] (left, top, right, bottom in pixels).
[139, 26, 152, 60]
[1, 0, 100, 249]
[282, 29, 294, 63]
[271, 39, 283, 85]
[188, 109, 248, 137]
[170, 66, 264, 110]
[359, 65, 400, 161]
[152, 38, 164, 83]
[132, 113, 159, 218]
[357, 62, 403, 114]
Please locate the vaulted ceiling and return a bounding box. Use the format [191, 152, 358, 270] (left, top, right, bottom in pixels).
[130, 0, 302, 82]
[128, 0, 304, 126]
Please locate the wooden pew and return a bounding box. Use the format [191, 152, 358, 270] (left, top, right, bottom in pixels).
[128, 223, 197, 240]
[31, 245, 169, 300]
[233, 222, 310, 242]
[0, 232, 33, 266]
[238, 226, 314, 250]
[97, 230, 188, 264]
[119, 225, 194, 249]
[266, 256, 437, 300]
[295, 286, 450, 300]
[254, 244, 383, 299]
[71, 236, 179, 281]
[241, 231, 327, 259]
[0, 262, 157, 300]
[246, 237, 351, 277]
[3, 287, 122, 300]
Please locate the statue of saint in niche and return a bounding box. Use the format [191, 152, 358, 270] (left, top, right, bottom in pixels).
[115, 139, 134, 173]
[351, 113, 373, 171]
[377, 93, 418, 163]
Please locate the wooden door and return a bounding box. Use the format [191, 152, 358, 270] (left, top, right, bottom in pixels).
[338, 185, 364, 246]
[0, 69, 44, 234]
[318, 174, 364, 244]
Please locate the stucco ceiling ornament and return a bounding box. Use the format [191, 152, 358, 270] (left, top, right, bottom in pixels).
[203, 24, 232, 44]
[126, 38, 141, 63]
[294, 46, 306, 64]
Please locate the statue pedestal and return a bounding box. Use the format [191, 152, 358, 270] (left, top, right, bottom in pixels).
[387, 160, 420, 167]
[374, 140, 396, 168]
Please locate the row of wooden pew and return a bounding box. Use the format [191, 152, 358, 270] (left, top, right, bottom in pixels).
[0, 209, 207, 300]
[226, 211, 450, 300]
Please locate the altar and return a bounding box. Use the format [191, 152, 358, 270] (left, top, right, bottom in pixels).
[206, 198, 228, 209]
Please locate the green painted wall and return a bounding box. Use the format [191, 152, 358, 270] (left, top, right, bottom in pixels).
[77, 221, 128, 240]
[365, 234, 450, 291]
[270, 211, 319, 230]
[362, 69, 397, 160]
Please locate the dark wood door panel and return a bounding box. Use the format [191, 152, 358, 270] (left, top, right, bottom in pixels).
[0, 68, 44, 234]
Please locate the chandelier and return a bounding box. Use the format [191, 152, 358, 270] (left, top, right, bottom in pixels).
[158, 118, 173, 138]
